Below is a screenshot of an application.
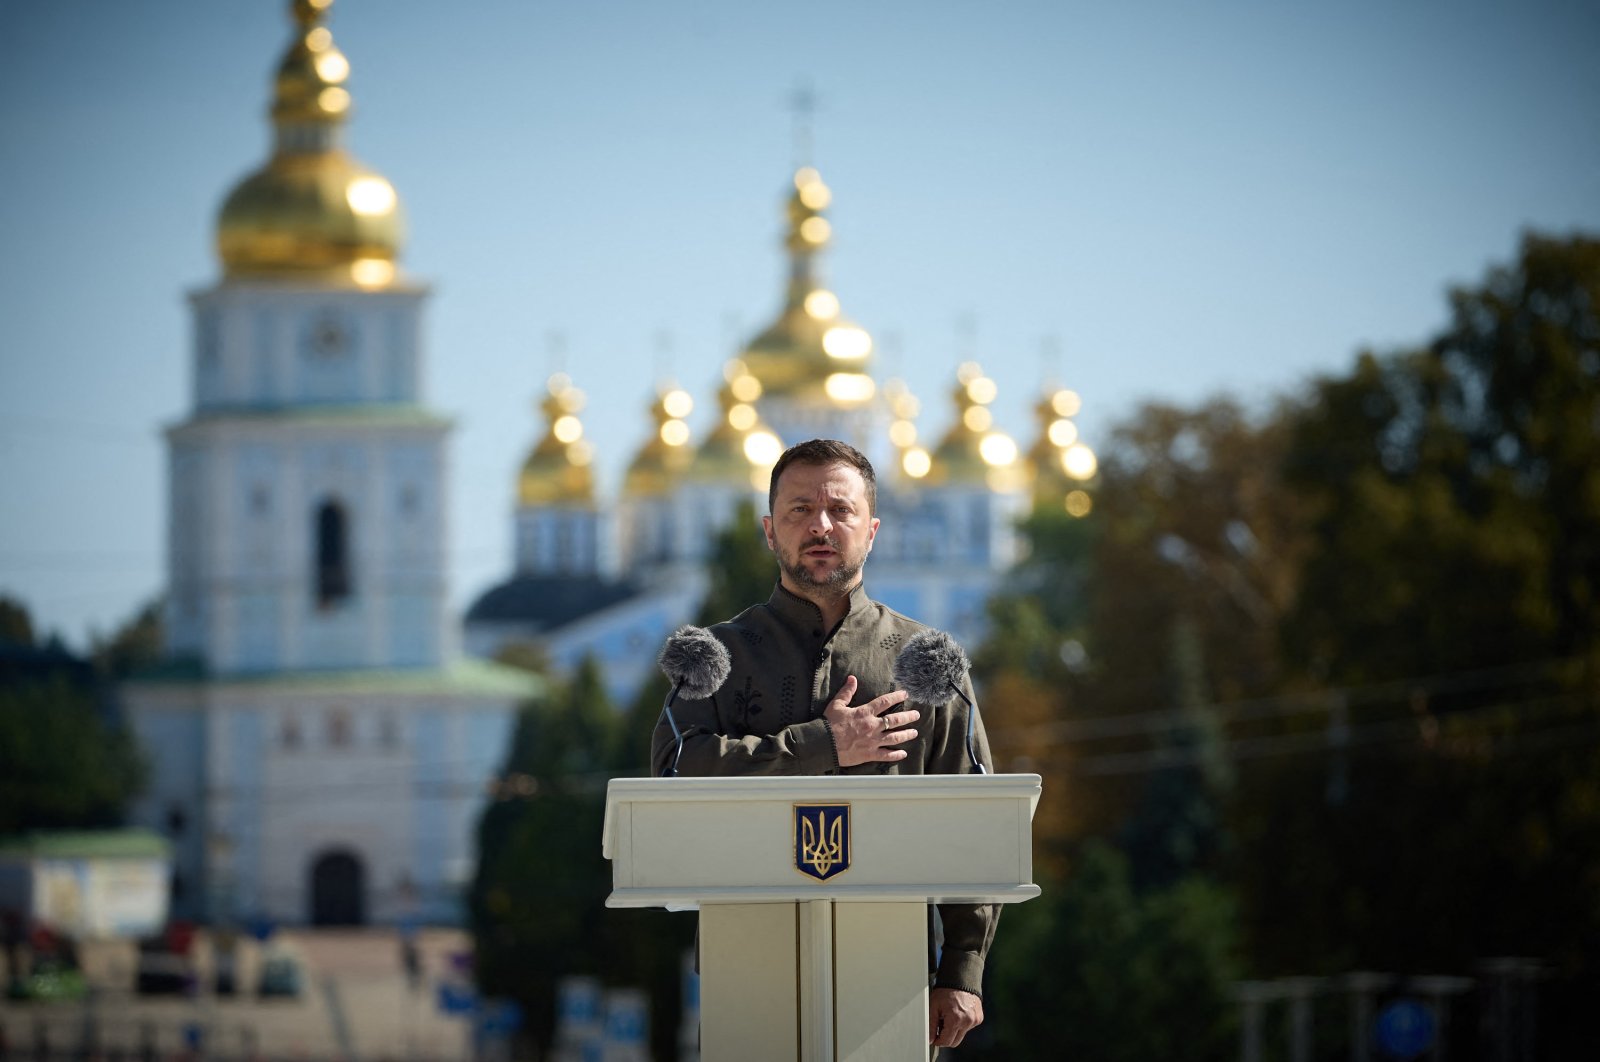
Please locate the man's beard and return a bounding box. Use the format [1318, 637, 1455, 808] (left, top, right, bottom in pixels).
[779, 536, 866, 597]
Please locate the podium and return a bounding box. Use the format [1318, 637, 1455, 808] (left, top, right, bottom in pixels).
[603, 774, 1041, 1062]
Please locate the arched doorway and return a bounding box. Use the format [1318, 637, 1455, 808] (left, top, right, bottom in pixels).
[309, 849, 366, 926]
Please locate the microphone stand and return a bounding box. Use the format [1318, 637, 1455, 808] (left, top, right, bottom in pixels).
[946, 682, 988, 774]
[662, 680, 687, 777]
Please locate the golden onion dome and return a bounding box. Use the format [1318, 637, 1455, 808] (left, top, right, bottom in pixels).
[216, 0, 405, 288]
[926, 362, 1021, 487]
[738, 168, 876, 406]
[623, 385, 696, 497]
[1024, 386, 1097, 515]
[517, 374, 595, 507]
[687, 362, 784, 490]
[882, 378, 933, 483]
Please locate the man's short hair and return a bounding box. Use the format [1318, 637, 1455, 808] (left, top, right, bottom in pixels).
[767, 439, 878, 515]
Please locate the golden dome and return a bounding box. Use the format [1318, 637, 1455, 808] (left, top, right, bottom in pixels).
[216, 0, 405, 287]
[623, 385, 695, 497]
[739, 168, 876, 404]
[1024, 386, 1097, 513]
[882, 379, 933, 483]
[518, 375, 595, 506]
[687, 361, 784, 490]
[926, 363, 1021, 487]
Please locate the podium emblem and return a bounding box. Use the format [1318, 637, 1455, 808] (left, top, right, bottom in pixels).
[794, 803, 851, 881]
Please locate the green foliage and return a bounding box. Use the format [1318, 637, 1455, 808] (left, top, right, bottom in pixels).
[0, 595, 35, 646]
[694, 499, 775, 626]
[471, 504, 780, 1059]
[1237, 234, 1600, 1053]
[89, 597, 164, 680]
[470, 656, 693, 1059]
[973, 234, 1600, 1054]
[0, 675, 147, 834]
[0, 596, 148, 835]
[981, 844, 1240, 1062]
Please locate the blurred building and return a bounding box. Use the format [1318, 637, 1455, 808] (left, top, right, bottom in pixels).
[123, 0, 537, 927]
[465, 165, 1099, 701]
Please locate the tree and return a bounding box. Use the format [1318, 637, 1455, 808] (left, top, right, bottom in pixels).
[693, 499, 776, 627]
[90, 596, 164, 680]
[471, 657, 617, 1052]
[0, 596, 35, 646]
[0, 597, 147, 835]
[978, 398, 1306, 885]
[1231, 233, 1600, 1054]
[978, 841, 1240, 1062]
[471, 656, 695, 1060]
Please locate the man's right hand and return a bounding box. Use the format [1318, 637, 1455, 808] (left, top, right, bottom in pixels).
[822, 675, 920, 768]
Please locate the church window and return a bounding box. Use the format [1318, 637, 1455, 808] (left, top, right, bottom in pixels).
[281, 713, 302, 749]
[378, 711, 400, 749]
[399, 484, 418, 517]
[250, 485, 271, 516]
[315, 500, 353, 607]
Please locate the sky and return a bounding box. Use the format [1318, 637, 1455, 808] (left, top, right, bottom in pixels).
[1, 0, 1596, 647]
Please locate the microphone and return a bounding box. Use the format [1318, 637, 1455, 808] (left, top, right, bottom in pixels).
[893, 629, 987, 774]
[656, 625, 732, 776]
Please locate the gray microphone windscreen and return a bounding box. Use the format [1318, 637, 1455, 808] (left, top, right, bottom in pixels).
[658, 625, 732, 700]
[893, 629, 971, 705]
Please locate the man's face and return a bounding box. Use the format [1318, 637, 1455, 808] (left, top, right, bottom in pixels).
[762, 461, 880, 597]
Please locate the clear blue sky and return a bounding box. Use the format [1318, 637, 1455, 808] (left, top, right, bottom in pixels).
[2, 0, 1596, 646]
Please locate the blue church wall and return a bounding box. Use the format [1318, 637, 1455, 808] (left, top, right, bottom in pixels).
[868, 584, 925, 621]
[389, 594, 437, 669]
[127, 704, 207, 919]
[235, 593, 280, 671]
[224, 708, 264, 917]
[383, 309, 412, 402]
[410, 711, 455, 921]
[296, 310, 363, 405]
[251, 309, 278, 405]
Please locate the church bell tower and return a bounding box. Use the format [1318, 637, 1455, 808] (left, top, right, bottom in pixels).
[164, 0, 450, 674]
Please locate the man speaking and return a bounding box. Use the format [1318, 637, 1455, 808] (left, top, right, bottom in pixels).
[649, 438, 999, 1052]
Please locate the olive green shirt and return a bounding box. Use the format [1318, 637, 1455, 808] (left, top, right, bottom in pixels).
[650, 582, 1000, 995]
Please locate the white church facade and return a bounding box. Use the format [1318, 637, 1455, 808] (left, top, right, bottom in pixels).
[124, 0, 536, 928]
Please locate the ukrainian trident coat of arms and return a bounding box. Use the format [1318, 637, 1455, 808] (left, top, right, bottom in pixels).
[794, 803, 851, 881]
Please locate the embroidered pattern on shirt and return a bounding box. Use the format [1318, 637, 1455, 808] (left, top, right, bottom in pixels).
[732, 675, 764, 718]
[739, 628, 764, 647]
[878, 632, 904, 652]
[780, 675, 796, 725]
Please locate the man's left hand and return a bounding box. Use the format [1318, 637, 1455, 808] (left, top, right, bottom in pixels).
[929, 987, 983, 1049]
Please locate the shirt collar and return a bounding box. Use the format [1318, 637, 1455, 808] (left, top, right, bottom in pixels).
[765, 581, 872, 634]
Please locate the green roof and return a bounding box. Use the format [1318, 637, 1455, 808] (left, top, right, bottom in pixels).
[0, 828, 170, 861]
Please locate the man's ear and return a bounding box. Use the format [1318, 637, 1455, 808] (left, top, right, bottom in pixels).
[761, 514, 776, 551]
[866, 516, 880, 551]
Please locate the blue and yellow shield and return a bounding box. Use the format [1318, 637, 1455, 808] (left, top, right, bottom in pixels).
[794, 803, 851, 881]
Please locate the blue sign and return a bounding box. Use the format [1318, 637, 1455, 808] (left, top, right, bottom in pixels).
[794, 803, 851, 881]
[1374, 999, 1436, 1060]
[437, 980, 476, 1015]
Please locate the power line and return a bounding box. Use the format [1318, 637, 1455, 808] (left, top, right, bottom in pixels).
[1006, 691, 1595, 778]
[988, 656, 1580, 749]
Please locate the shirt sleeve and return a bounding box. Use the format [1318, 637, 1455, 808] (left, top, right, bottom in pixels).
[926, 668, 1001, 994]
[934, 902, 1001, 995]
[649, 691, 839, 777]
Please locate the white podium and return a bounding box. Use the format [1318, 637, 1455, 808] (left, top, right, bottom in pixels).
[603, 774, 1041, 1062]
